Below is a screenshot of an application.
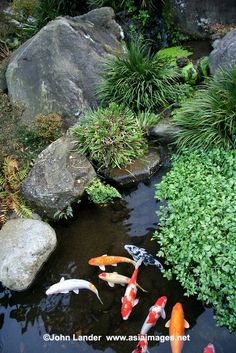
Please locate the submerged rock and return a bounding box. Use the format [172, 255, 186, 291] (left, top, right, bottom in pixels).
[105, 148, 161, 186]
[21, 136, 96, 219]
[209, 28, 236, 74]
[0, 219, 57, 291]
[6, 7, 123, 127]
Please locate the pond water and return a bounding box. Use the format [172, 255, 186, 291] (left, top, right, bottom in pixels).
[0, 163, 235, 353]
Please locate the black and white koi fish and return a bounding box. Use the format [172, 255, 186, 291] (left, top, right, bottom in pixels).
[124, 245, 164, 271]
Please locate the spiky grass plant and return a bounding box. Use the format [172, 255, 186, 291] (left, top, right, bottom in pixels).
[98, 41, 181, 112]
[136, 111, 161, 135]
[0, 157, 32, 225]
[173, 66, 236, 150]
[73, 103, 148, 170]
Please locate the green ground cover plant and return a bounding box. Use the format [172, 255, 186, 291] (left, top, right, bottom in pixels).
[156, 46, 193, 65]
[153, 148, 236, 331]
[73, 103, 148, 170]
[85, 178, 121, 204]
[98, 41, 184, 112]
[173, 66, 236, 150]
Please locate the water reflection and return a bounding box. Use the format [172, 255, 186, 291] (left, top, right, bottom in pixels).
[0, 167, 235, 353]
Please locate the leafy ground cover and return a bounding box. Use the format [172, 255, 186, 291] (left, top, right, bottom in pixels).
[153, 148, 236, 331]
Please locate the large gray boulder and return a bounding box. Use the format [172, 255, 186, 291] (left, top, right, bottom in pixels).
[169, 0, 236, 38]
[209, 28, 236, 74]
[6, 7, 123, 127]
[0, 219, 57, 291]
[21, 136, 96, 219]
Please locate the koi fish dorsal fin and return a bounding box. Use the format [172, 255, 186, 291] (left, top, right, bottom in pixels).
[113, 272, 118, 274]
[184, 319, 190, 328]
[165, 320, 170, 328]
[102, 254, 107, 257]
[60, 277, 65, 282]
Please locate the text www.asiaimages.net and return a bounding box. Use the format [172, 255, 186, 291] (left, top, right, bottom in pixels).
[43, 333, 190, 343]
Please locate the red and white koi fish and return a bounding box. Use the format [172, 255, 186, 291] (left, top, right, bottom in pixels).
[132, 334, 148, 353]
[98, 272, 147, 292]
[140, 296, 167, 333]
[203, 343, 215, 353]
[88, 255, 135, 271]
[132, 296, 167, 353]
[165, 302, 190, 353]
[121, 258, 142, 320]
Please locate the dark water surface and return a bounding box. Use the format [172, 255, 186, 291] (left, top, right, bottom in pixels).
[0, 165, 235, 353]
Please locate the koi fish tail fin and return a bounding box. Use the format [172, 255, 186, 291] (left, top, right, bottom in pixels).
[135, 258, 143, 269]
[132, 334, 148, 353]
[96, 293, 103, 305]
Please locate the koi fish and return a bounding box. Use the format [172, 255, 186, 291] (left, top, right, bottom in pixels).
[45, 277, 103, 304]
[132, 334, 148, 353]
[88, 254, 135, 271]
[121, 258, 142, 320]
[132, 296, 167, 353]
[124, 245, 164, 270]
[140, 296, 167, 333]
[203, 343, 215, 353]
[165, 303, 189, 353]
[98, 272, 147, 292]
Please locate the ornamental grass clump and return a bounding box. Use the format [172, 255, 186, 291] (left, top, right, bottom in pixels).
[98, 41, 181, 112]
[173, 66, 236, 150]
[73, 103, 148, 170]
[153, 148, 236, 331]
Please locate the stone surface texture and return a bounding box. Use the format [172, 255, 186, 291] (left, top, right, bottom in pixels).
[0, 219, 57, 291]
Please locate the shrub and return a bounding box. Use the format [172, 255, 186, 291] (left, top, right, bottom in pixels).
[16, 113, 64, 162]
[35, 0, 87, 28]
[12, 0, 39, 16]
[73, 103, 148, 169]
[98, 41, 182, 112]
[0, 157, 32, 225]
[85, 178, 121, 204]
[0, 92, 24, 165]
[33, 113, 63, 142]
[153, 148, 236, 331]
[173, 66, 236, 150]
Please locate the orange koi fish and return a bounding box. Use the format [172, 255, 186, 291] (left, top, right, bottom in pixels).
[165, 303, 190, 353]
[88, 254, 135, 271]
[121, 258, 142, 320]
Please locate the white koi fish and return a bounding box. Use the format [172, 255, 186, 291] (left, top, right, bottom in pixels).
[99, 272, 147, 292]
[45, 277, 103, 304]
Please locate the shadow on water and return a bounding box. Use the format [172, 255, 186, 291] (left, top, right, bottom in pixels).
[0, 161, 235, 353]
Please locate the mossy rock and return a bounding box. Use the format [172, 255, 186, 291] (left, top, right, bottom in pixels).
[181, 62, 198, 85]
